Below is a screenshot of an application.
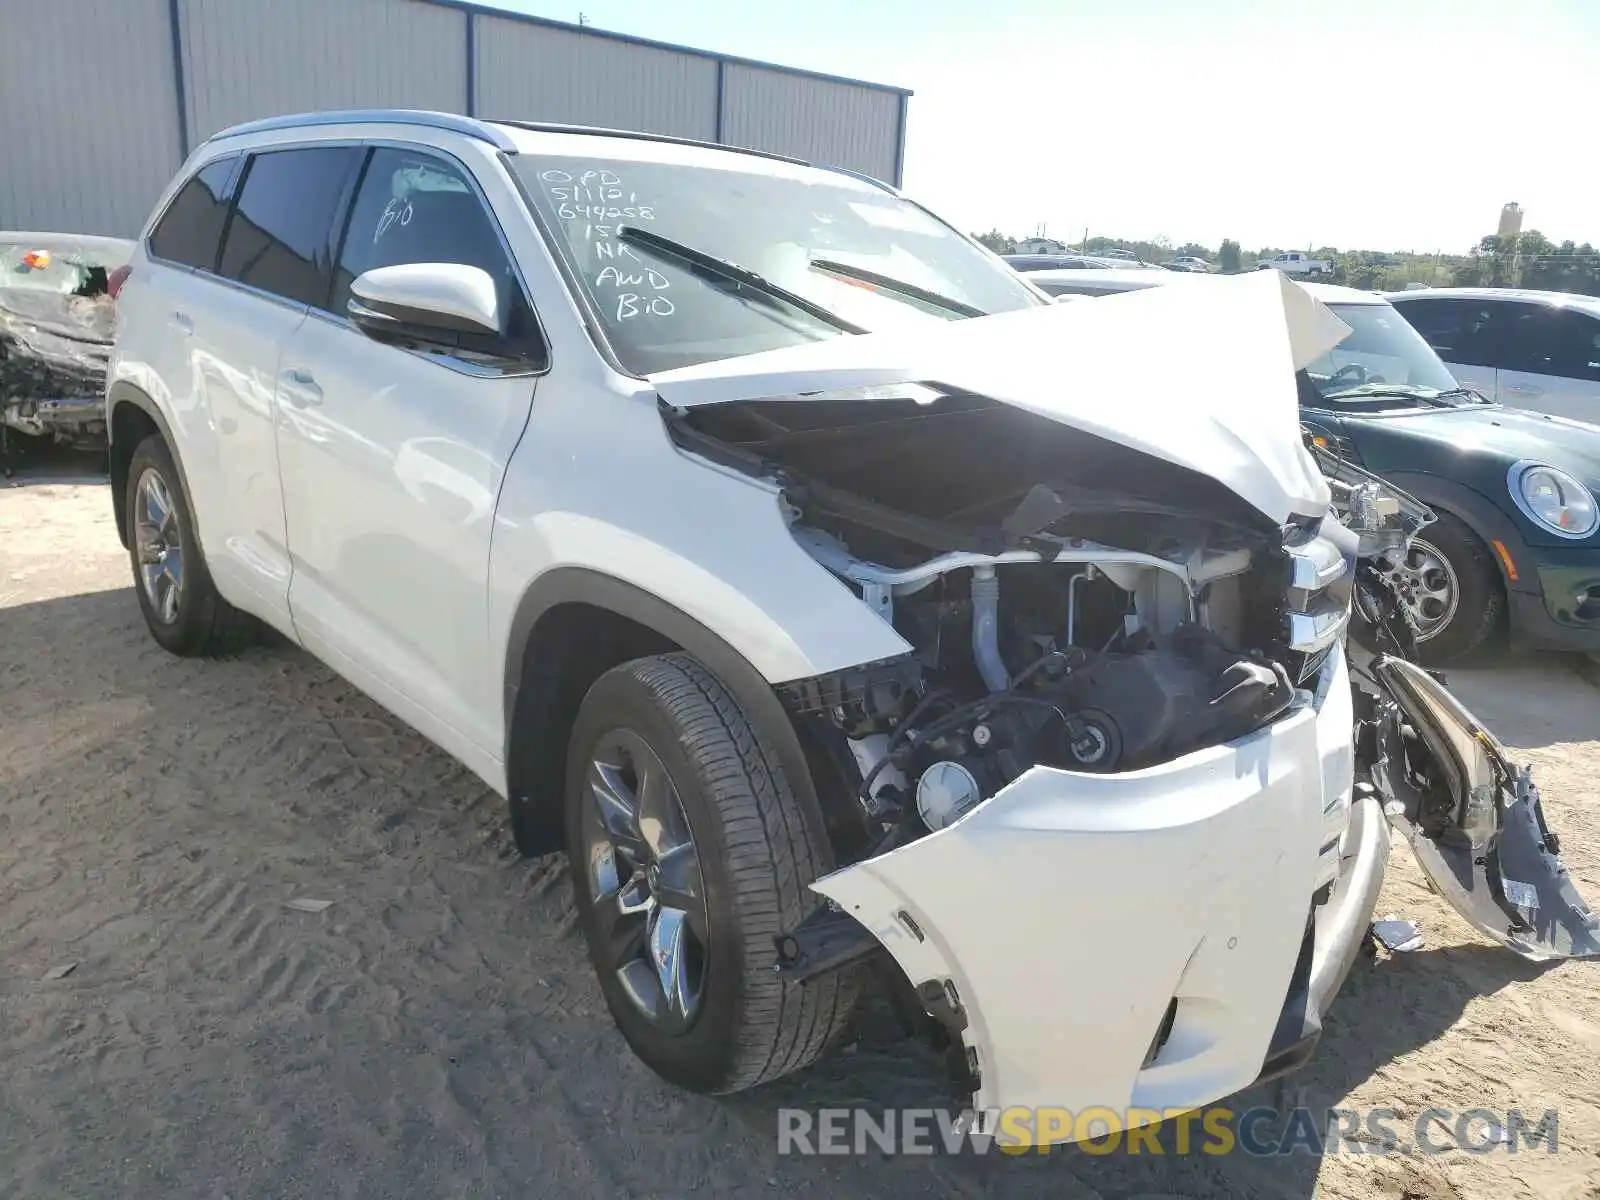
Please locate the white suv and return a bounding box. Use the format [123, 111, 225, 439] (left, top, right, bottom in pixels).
[108, 110, 1593, 1140]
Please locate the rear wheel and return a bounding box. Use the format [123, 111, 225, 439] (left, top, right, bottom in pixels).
[1382, 511, 1502, 663]
[564, 652, 857, 1094]
[125, 435, 257, 656]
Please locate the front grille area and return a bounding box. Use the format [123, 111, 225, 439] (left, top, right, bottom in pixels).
[1283, 522, 1356, 894]
[1283, 529, 1352, 684]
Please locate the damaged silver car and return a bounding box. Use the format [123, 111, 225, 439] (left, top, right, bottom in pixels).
[1, 233, 131, 471]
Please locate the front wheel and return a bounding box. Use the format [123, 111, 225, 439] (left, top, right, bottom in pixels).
[1381, 511, 1502, 663]
[564, 652, 858, 1094]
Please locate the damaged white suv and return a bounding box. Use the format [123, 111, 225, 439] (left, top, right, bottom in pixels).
[108, 110, 1596, 1140]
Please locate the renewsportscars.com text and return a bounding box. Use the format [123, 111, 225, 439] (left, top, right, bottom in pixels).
[777, 1106, 1560, 1157]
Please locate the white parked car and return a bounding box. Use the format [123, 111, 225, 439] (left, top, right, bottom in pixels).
[1164, 256, 1211, 273]
[1259, 251, 1332, 278]
[1387, 287, 1600, 425]
[107, 110, 1595, 1143]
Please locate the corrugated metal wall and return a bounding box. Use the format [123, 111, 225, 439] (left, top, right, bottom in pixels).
[474, 15, 719, 141]
[721, 66, 902, 186]
[0, 0, 184, 238]
[181, 0, 468, 143]
[0, 0, 907, 237]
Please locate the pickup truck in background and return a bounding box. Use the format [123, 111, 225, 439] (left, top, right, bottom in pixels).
[1258, 251, 1332, 278]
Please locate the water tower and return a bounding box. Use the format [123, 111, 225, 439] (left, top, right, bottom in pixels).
[1497, 203, 1524, 238]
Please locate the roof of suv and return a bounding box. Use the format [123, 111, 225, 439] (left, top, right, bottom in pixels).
[1385, 286, 1600, 315]
[202, 108, 897, 192]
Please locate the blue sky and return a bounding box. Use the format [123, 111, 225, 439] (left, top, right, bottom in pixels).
[487, 0, 1599, 254]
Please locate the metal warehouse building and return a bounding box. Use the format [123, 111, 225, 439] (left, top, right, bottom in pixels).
[0, 0, 911, 238]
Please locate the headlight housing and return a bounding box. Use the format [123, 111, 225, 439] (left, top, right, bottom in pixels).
[1508, 461, 1599, 539]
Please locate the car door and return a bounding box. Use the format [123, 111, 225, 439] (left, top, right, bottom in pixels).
[135, 146, 360, 632]
[1390, 296, 1498, 399]
[1493, 302, 1600, 424]
[274, 143, 546, 766]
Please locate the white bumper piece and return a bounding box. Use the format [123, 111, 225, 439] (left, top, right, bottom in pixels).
[811, 644, 1356, 1138]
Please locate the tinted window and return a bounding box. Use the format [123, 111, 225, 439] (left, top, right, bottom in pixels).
[1498, 303, 1562, 374]
[1547, 310, 1600, 381]
[1500, 304, 1600, 380]
[331, 147, 542, 364]
[1393, 297, 1497, 368]
[148, 155, 238, 271]
[219, 147, 359, 307]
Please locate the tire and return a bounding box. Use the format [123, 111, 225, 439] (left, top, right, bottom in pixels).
[564, 651, 858, 1094]
[1395, 510, 1503, 664]
[125, 434, 258, 657]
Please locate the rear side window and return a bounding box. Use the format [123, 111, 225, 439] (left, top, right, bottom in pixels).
[1500, 304, 1600, 380]
[148, 155, 239, 271]
[1545, 310, 1600, 381]
[219, 147, 360, 307]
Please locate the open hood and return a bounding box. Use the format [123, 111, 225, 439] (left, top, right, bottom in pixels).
[649, 270, 1348, 524]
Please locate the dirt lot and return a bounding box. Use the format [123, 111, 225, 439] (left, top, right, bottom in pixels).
[2, 479, 1598, 1200]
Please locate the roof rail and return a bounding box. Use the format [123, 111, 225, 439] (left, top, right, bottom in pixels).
[204, 109, 518, 152]
[484, 119, 809, 167]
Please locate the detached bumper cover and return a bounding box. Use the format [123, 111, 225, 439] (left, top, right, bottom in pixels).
[811, 645, 1364, 1130]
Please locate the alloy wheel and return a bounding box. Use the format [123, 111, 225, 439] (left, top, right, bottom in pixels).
[580, 728, 709, 1033]
[1383, 537, 1459, 642]
[134, 468, 184, 624]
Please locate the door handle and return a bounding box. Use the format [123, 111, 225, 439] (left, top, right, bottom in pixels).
[279, 368, 323, 407]
[169, 311, 194, 336]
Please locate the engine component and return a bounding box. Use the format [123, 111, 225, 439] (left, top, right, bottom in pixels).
[778, 654, 920, 736]
[970, 565, 1009, 693]
[1040, 626, 1295, 772]
[916, 759, 983, 830]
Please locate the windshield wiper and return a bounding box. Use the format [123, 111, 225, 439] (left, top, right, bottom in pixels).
[615, 226, 866, 335]
[808, 258, 987, 319]
[1321, 384, 1459, 407]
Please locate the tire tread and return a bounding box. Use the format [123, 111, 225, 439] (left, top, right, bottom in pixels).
[609, 652, 859, 1093]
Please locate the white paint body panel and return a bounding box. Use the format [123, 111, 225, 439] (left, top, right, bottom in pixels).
[111, 245, 303, 633]
[272, 312, 537, 781]
[485, 373, 915, 690]
[813, 645, 1354, 1135]
[652, 270, 1346, 524]
[1431, 353, 1600, 424]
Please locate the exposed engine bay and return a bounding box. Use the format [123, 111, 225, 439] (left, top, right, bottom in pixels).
[784, 534, 1299, 833]
[668, 394, 1597, 997]
[669, 390, 1349, 846]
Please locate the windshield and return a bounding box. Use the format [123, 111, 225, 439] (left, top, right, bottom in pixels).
[1, 246, 94, 296]
[1307, 302, 1466, 402]
[512, 154, 1043, 374]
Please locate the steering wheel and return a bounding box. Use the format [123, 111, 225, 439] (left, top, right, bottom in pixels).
[1329, 363, 1369, 386]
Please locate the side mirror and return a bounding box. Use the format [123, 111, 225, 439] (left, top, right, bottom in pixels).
[348, 263, 504, 343]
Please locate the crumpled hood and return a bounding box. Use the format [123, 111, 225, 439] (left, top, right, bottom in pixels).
[648, 270, 1347, 524]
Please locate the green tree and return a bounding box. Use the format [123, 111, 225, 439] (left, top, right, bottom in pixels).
[973, 229, 1015, 254]
[1218, 239, 1242, 273]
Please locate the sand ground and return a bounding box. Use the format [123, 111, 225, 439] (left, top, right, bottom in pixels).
[2, 479, 1597, 1199]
